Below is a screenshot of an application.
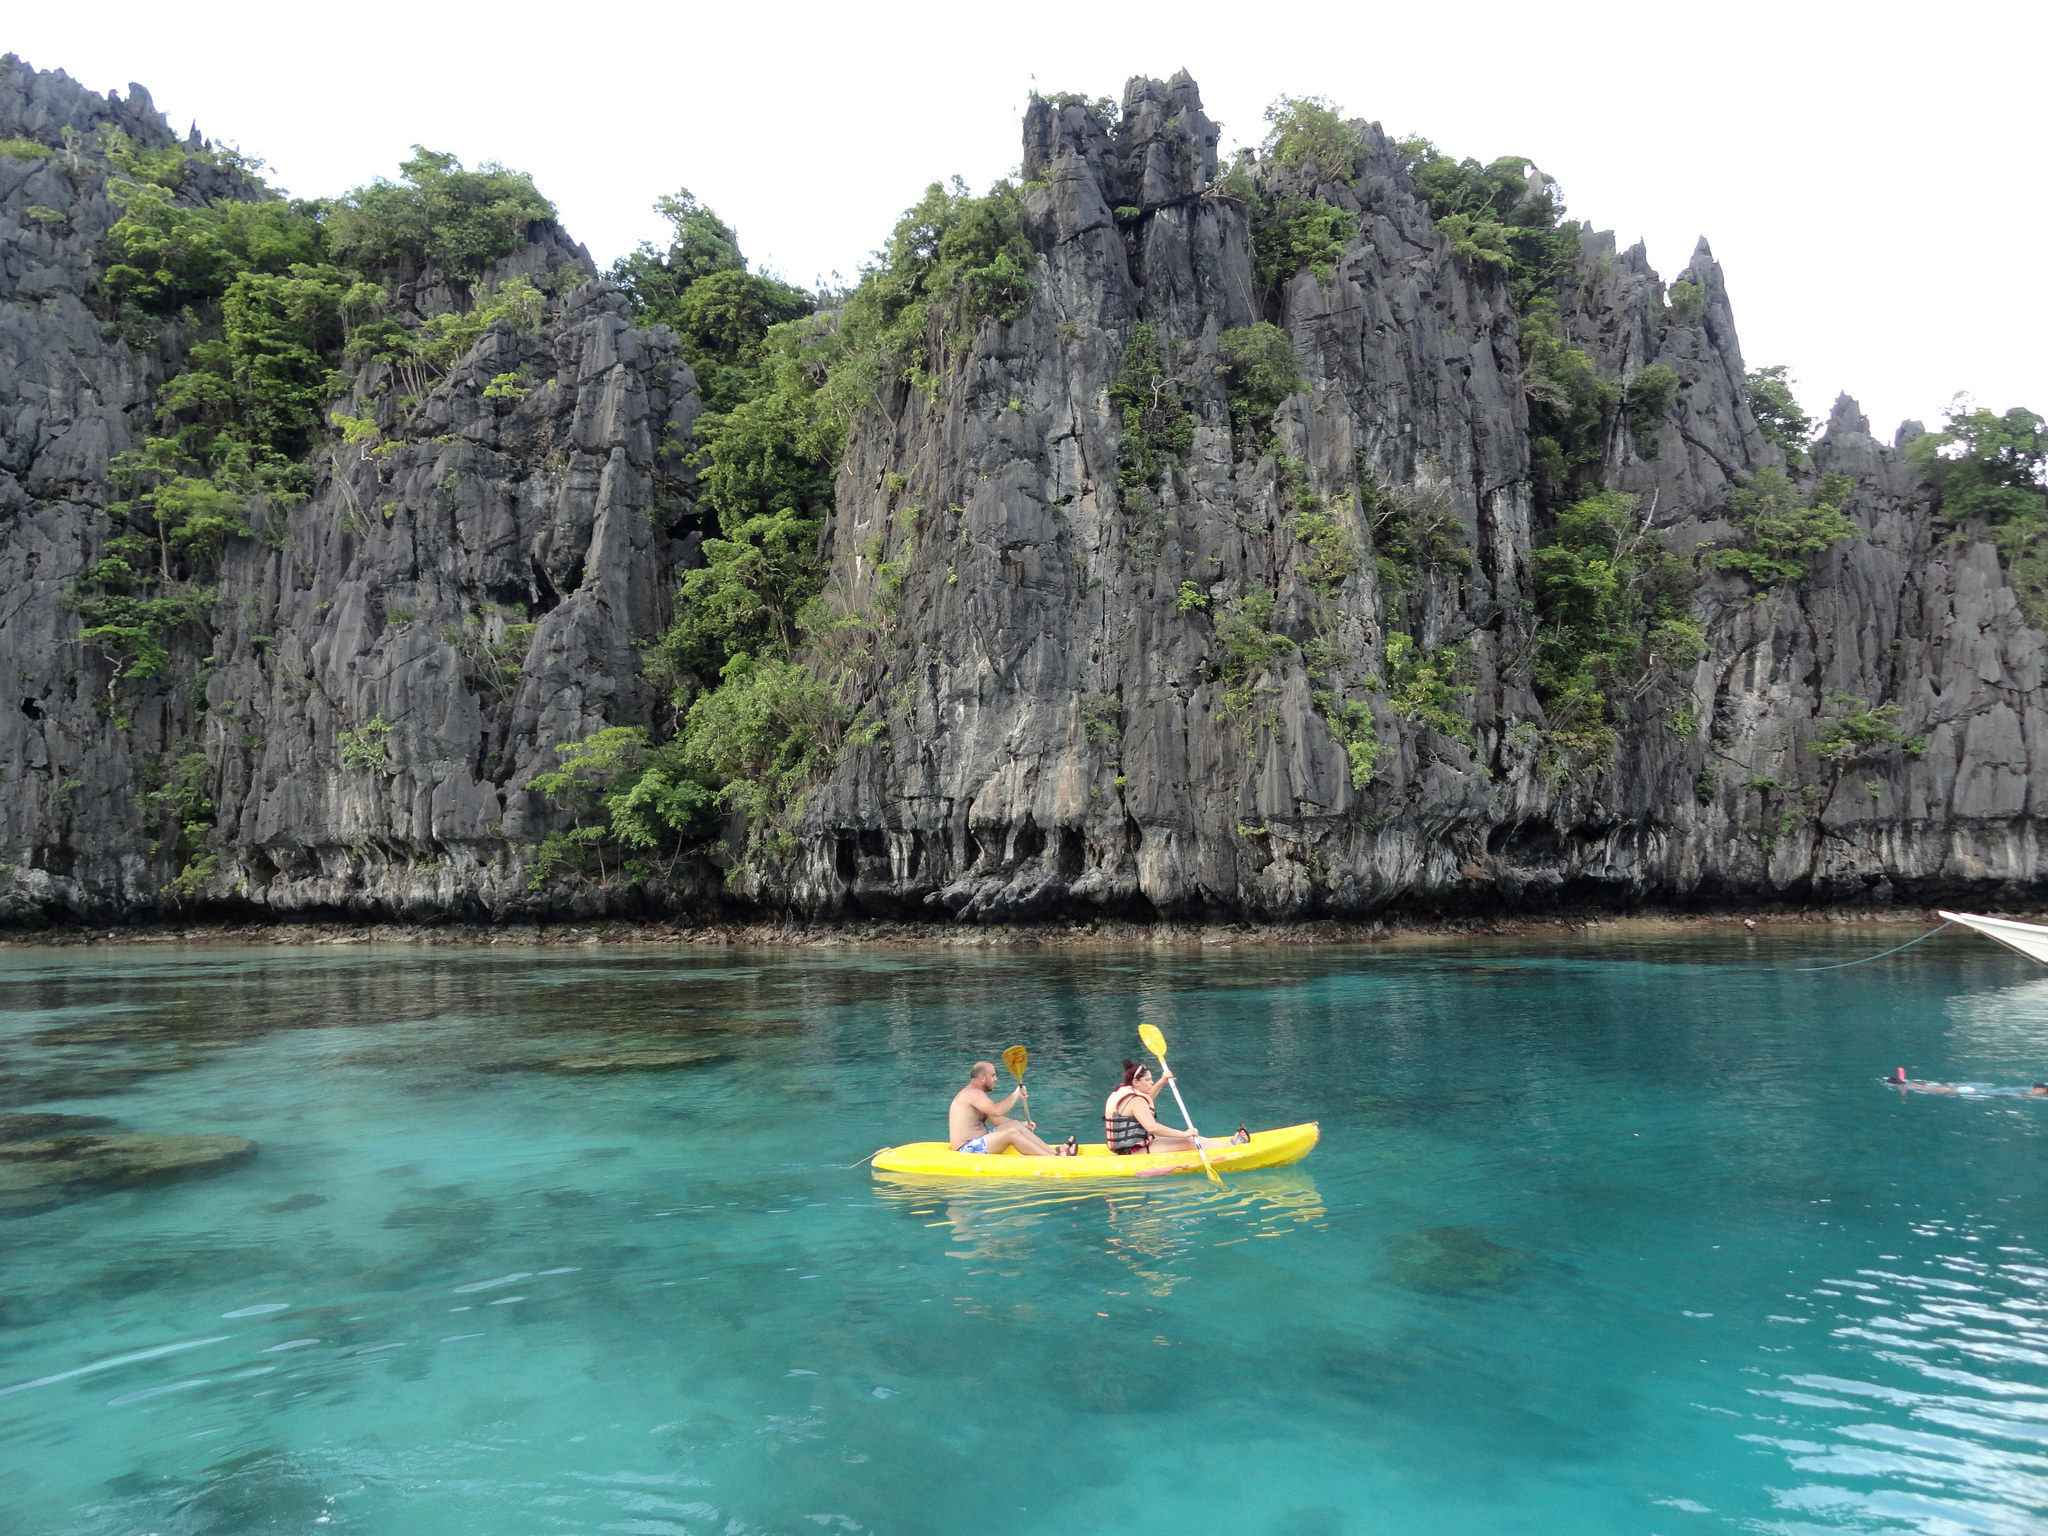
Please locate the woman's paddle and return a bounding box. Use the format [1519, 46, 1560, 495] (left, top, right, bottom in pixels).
[1002, 1045, 1029, 1122]
[1138, 1023, 1225, 1188]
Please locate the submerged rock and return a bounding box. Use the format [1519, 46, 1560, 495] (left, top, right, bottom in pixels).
[0, 1063, 197, 1106]
[1268, 1509, 1346, 1536]
[0, 1112, 117, 1141]
[0, 1132, 258, 1215]
[1387, 1224, 1525, 1294]
[478, 1046, 724, 1074]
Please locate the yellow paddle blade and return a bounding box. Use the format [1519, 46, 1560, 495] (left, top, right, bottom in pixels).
[1002, 1045, 1028, 1081]
[1139, 1023, 1168, 1059]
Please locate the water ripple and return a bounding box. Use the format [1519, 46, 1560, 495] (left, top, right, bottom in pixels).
[1753, 1247, 2048, 1531]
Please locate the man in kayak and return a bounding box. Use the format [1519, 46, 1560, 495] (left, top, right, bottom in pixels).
[949, 1062, 1077, 1155]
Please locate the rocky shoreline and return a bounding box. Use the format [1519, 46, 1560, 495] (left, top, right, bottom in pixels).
[0, 904, 2021, 951]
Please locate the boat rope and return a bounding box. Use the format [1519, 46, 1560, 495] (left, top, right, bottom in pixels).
[1795, 920, 1952, 971]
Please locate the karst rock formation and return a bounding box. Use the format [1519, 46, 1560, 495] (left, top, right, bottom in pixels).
[3, 61, 2040, 925]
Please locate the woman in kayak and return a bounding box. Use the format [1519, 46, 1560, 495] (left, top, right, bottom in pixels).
[1103, 1060, 1249, 1154]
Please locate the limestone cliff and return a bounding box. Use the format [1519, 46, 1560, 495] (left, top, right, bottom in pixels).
[2, 61, 2041, 926]
[787, 78, 2044, 918]
[0, 58, 703, 922]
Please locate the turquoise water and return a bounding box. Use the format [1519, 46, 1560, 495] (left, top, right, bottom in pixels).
[1, 933, 2045, 1536]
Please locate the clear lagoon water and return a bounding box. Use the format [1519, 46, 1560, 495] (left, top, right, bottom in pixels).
[1, 930, 2045, 1536]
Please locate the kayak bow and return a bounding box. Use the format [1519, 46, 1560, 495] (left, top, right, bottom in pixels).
[870, 1122, 1319, 1180]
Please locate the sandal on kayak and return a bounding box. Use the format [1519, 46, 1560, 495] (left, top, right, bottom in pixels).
[1232, 1125, 1250, 1144]
[1061, 1136, 1078, 1156]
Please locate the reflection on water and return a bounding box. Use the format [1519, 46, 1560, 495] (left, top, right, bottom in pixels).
[1945, 973, 2048, 1065]
[0, 934, 2043, 1534]
[875, 1173, 1328, 1297]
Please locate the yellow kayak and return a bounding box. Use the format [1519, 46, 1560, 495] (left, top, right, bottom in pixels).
[870, 1122, 1319, 1180]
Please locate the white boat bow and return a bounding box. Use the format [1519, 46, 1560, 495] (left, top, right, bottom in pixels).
[1940, 910, 2048, 965]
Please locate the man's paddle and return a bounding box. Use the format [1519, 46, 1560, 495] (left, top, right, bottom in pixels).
[1002, 1045, 1029, 1122]
[1138, 1023, 1225, 1188]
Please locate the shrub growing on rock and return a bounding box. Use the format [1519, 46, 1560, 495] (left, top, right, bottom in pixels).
[1712, 469, 1859, 585]
[1624, 363, 1680, 452]
[1261, 97, 1364, 184]
[1907, 400, 2047, 523]
[1530, 490, 1700, 771]
[1217, 324, 1306, 455]
[1909, 399, 2048, 629]
[327, 148, 555, 281]
[1111, 323, 1193, 489]
[1746, 365, 1813, 462]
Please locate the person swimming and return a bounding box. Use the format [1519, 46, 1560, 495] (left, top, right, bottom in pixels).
[1889, 1067, 2048, 1096]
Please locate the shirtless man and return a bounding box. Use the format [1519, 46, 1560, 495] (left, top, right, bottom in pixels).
[948, 1061, 1076, 1155]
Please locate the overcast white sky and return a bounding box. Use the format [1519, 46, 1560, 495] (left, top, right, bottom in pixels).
[12, 0, 2041, 437]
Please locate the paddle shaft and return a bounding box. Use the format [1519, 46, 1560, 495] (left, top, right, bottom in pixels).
[1154, 1053, 1223, 1186]
[1003, 1047, 1029, 1121]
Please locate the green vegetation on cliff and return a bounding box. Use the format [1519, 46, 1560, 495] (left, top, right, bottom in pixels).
[1624, 364, 1679, 453]
[1383, 632, 1475, 749]
[1531, 491, 1703, 770]
[609, 190, 743, 303]
[77, 143, 570, 702]
[610, 190, 812, 412]
[1261, 97, 1364, 183]
[1252, 197, 1357, 292]
[1518, 299, 1619, 500]
[325, 148, 554, 280]
[527, 727, 711, 888]
[1362, 466, 1472, 595]
[547, 174, 1047, 879]
[1746, 366, 1813, 462]
[1111, 323, 1193, 490]
[1712, 469, 1859, 586]
[1216, 101, 1363, 300]
[827, 176, 1036, 401]
[1396, 134, 1686, 508]
[1396, 140, 1579, 311]
[1910, 400, 2048, 628]
[1909, 401, 2047, 523]
[1217, 322, 1307, 456]
[104, 146, 554, 375]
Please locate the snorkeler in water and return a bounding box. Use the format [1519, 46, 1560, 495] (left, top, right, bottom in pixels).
[1889, 1067, 2048, 1096]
